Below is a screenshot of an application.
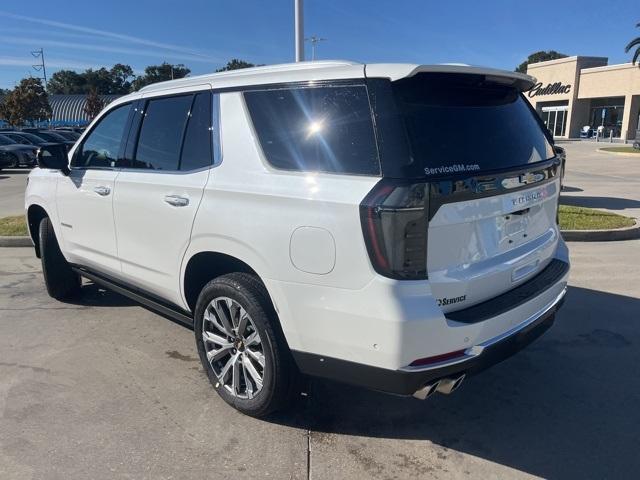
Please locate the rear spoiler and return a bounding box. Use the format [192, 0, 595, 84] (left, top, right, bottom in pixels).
[365, 63, 536, 92]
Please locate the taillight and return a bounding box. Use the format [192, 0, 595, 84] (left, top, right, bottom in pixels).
[360, 179, 428, 280]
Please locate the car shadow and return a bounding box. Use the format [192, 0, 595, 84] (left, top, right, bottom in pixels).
[269, 286, 640, 479]
[66, 282, 137, 308]
[561, 185, 583, 193]
[66, 280, 194, 329]
[560, 195, 640, 211]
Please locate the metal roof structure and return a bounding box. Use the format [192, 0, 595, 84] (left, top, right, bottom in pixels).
[0, 94, 121, 126]
[48, 94, 120, 125]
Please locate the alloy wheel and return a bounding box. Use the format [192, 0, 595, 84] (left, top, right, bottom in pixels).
[202, 296, 265, 399]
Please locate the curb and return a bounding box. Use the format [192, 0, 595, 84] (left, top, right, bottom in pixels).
[597, 148, 640, 157]
[0, 236, 32, 247]
[561, 222, 640, 242]
[2, 226, 638, 247]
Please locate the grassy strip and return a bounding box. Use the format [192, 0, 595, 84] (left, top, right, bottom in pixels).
[1, 206, 635, 236]
[0, 215, 28, 236]
[599, 147, 640, 154]
[558, 205, 635, 230]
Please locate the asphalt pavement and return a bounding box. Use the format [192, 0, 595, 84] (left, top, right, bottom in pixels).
[1, 140, 639, 479]
[0, 168, 29, 218]
[1, 241, 638, 479]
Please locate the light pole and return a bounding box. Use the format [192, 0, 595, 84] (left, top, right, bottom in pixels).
[305, 36, 327, 61]
[294, 0, 304, 62]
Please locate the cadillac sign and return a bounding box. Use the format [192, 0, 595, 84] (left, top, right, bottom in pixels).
[528, 81, 571, 97]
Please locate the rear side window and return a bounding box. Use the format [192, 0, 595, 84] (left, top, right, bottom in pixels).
[134, 95, 192, 170]
[180, 92, 213, 171]
[392, 73, 555, 178]
[244, 85, 380, 175]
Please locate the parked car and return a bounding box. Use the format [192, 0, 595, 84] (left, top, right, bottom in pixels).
[3, 131, 51, 146]
[54, 126, 86, 135]
[21, 129, 75, 148]
[0, 134, 38, 168]
[52, 130, 81, 141]
[25, 62, 569, 417]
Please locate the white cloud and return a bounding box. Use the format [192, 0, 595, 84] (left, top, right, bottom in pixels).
[0, 10, 218, 61]
[0, 35, 221, 64]
[0, 55, 98, 70]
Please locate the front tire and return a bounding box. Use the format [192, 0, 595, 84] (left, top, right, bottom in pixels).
[39, 217, 81, 300]
[194, 273, 298, 417]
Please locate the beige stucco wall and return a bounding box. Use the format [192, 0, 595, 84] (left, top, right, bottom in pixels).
[578, 64, 640, 139]
[525, 56, 608, 137]
[578, 63, 640, 98]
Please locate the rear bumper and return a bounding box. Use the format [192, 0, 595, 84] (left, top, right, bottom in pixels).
[292, 286, 566, 396]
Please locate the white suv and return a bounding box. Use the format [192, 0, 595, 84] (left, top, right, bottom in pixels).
[25, 61, 569, 417]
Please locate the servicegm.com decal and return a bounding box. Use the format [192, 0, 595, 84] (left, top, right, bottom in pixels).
[425, 164, 480, 176]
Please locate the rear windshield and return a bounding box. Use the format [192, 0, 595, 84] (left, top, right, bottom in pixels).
[392, 73, 554, 178]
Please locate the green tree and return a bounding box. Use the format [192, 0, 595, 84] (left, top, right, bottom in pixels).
[625, 22, 640, 66]
[47, 64, 135, 94]
[84, 88, 105, 120]
[110, 63, 134, 93]
[47, 69, 86, 94]
[216, 59, 256, 72]
[131, 63, 190, 91]
[0, 78, 52, 126]
[515, 51, 568, 73]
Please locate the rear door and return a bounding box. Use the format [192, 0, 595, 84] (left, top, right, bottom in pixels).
[55, 102, 132, 274]
[112, 88, 216, 306]
[391, 72, 561, 312]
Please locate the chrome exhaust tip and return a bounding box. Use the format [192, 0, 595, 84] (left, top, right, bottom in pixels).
[435, 374, 466, 395]
[412, 381, 440, 400]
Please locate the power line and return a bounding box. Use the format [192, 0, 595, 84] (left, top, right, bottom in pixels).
[31, 48, 47, 87]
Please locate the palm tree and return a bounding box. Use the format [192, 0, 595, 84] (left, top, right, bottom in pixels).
[625, 22, 640, 66]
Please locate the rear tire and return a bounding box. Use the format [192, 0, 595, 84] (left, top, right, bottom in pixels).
[39, 217, 81, 300]
[194, 272, 298, 417]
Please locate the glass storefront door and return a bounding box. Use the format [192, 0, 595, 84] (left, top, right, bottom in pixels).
[540, 106, 568, 137]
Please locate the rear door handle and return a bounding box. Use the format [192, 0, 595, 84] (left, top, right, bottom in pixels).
[164, 195, 189, 207]
[93, 186, 111, 196]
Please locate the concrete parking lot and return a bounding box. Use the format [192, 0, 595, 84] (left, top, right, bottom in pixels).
[558, 140, 640, 219]
[0, 168, 29, 217]
[1, 141, 639, 479]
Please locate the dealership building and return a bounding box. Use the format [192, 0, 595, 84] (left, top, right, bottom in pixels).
[525, 56, 640, 141]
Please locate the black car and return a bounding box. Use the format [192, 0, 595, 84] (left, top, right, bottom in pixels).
[2, 131, 51, 146]
[0, 134, 38, 168]
[21, 129, 75, 148]
[50, 130, 80, 141]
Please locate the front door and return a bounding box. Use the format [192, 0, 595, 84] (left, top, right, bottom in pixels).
[113, 90, 215, 307]
[56, 102, 132, 274]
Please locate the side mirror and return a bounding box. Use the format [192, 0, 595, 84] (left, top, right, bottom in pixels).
[553, 145, 566, 160]
[37, 144, 70, 175]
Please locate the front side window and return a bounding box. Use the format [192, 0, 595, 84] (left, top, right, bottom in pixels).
[244, 85, 380, 175]
[133, 95, 192, 170]
[75, 103, 131, 168]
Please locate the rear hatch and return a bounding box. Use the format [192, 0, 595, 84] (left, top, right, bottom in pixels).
[391, 72, 561, 313]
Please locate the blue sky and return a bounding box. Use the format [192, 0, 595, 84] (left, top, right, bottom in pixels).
[0, 0, 638, 89]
